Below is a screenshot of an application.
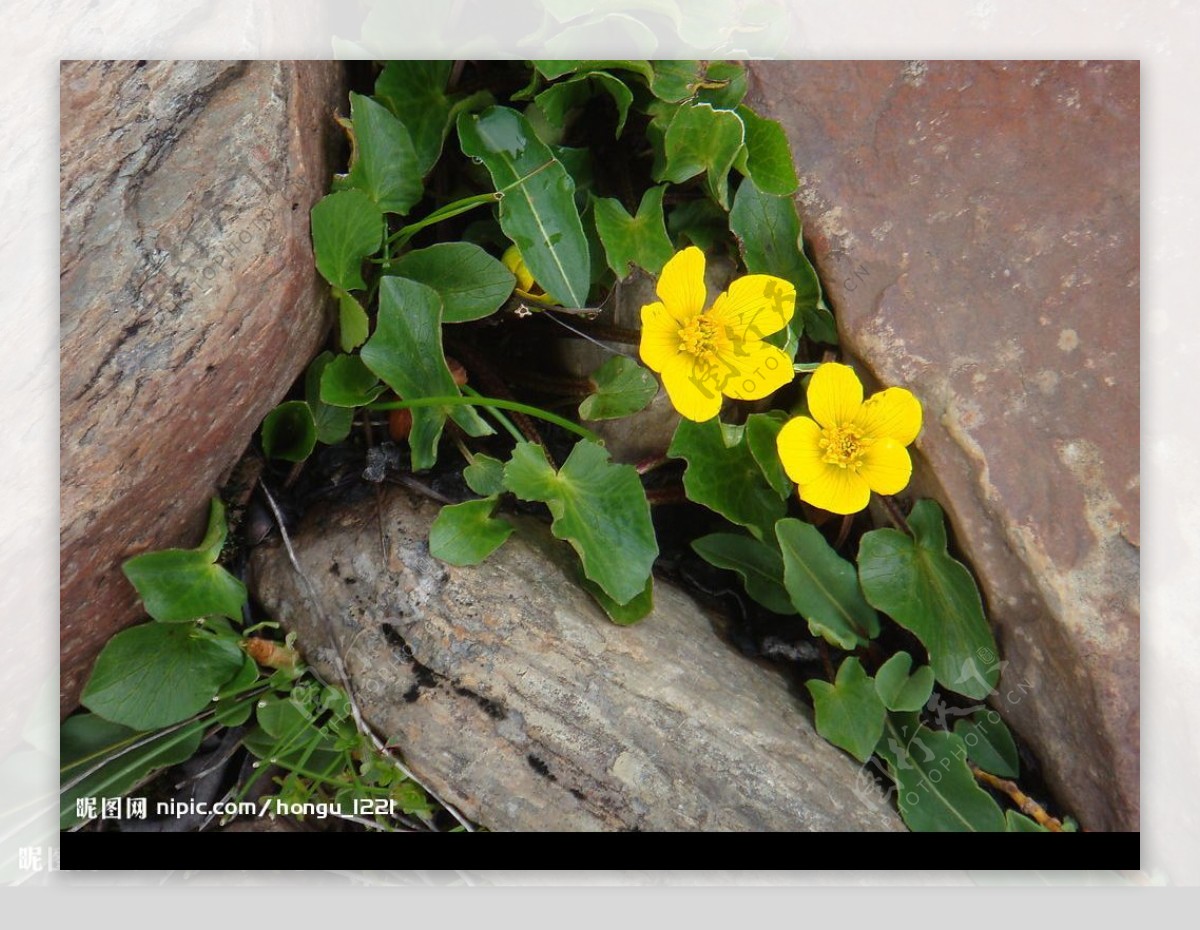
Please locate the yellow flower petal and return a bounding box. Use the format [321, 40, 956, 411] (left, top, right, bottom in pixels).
[853, 387, 922, 446]
[858, 438, 913, 496]
[639, 301, 683, 374]
[776, 416, 826, 485]
[796, 462, 872, 515]
[708, 274, 795, 341]
[656, 246, 707, 319]
[806, 362, 863, 430]
[721, 341, 795, 401]
[659, 353, 723, 422]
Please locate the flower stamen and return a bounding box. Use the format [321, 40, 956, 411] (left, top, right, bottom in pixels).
[819, 425, 871, 471]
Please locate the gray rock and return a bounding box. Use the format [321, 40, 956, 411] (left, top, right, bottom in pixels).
[250, 488, 905, 831]
[60, 61, 347, 713]
[747, 60, 1139, 830]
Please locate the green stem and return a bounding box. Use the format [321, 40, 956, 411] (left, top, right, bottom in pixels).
[386, 192, 500, 249]
[367, 394, 602, 444]
[460, 385, 525, 443]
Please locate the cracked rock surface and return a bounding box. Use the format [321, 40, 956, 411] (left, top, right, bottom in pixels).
[250, 488, 905, 832]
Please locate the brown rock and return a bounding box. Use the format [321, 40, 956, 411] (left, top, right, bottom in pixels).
[250, 488, 905, 832]
[747, 61, 1138, 830]
[60, 61, 348, 713]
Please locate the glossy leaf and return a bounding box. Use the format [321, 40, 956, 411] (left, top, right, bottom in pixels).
[121, 499, 247, 623]
[578, 355, 658, 421]
[346, 92, 423, 215]
[319, 353, 386, 409]
[806, 658, 887, 763]
[535, 71, 634, 137]
[457, 106, 591, 307]
[335, 289, 370, 352]
[729, 176, 834, 345]
[592, 185, 674, 278]
[877, 715, 1007, 832]
[503, 440, 657, 606]
[659, 103, 745, 208]
[695, 61, 747, 110]
[580, 571, 654, 626]
[429, 497, 515, 566]
[81, 623, 244, 731]
[745, 411, 792, 500]
[261, 400, 317, 463]
[60, 712, 207, 830]
[649, 60, 700, 101]
[668, 418, 786, 541]
[776, 518, 880, 649]
[735, 105, 799, 195]
[954, 709, 1020, 779]
[533, 59, 655, 84]
[360, 277, 492, 471]
[387, 242, 514, 323]
[374, 61, 491, 176]
[874, 651, 936, 712]
[304, 352, 353, 445]
[463, 453, 508, 497]
[691, 532, 795, 615]
[310, 189, 383, 292]
[858, 499, 1000, 701]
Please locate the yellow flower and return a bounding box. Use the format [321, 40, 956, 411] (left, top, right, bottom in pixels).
[501, 244, 546, 301]
[776, 362, 922, 515]
[639, 247, 797, 421]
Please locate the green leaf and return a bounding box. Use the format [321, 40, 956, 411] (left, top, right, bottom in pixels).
[668, 417, 786, 541]
[244, 695, 343, 776]
[360, 277, 493, 471]
[429, 497, 515, 566]
[121, 499, 247, 623]
[311, 189, 383, 292]
[260, 400, 317, 463]
[1006, 811, 1050, 832]
[60, 712, 207, 830]
[744, 411, 792, 500]
[649, 60, 700, 101]
[580, 571, 654, 626]
[695, 61, 747, 110]
[805, 658, 887, 763]
[735, 105, 799, 195]
[659, 103, 745, 208]
[592, 185, 674, 278]
[304, 352, 353, 445]
[374, 61, 492, 177]
[319, 353, 386, 408]
[463, 453, 508, 497]
[387, 242, 515, 323]
[667, 197, 730, 252]
[335, 288, 370, 352]
[776, 518, 880, 649]
[430, 502, 508, 571]
[878, 715, 1007, 831]
[874, 651, 936, 712]
[457, 106, 591, 307]
[503, 440, 657, 606]
[346, 91, 424, 215]
[729, 176, 835, 346]
[857, 499, 1000, 701]
[954, 709, 1020, 778]
[534, 60, 655, 84]
[691, 532, 795, 615]
[578, 355, 658, 420]
[81, 623, 245, 731]
[535, 71, 634, 137]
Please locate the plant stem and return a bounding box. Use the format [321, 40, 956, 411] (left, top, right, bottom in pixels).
[367, 394, 602, 444]
[970, 764, 1064, 831]
[386, 192, 500, 249]
[879, 495, 913, 535]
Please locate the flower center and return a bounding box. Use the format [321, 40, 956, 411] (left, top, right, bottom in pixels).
[820, 425, 870, 471]
[678, 316, 722, 362]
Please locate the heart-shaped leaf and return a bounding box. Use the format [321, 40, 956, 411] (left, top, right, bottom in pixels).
[659, 103, 745, 208]
[858, 499, 1000, 701]
[806, 657, 887, 763]
[429, 497, 515, 566]
[304, 352, 353, 445]
[592, 185, 674, 278]
[873, 651, 936, 712]
[260, 400, 317, 463]
[954, 709, 1020, 779]
[310, 189, 383, 292]
[318, 353, 386, 409]
[387, 242, 514, 323]
[579, 355, 658, 421]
